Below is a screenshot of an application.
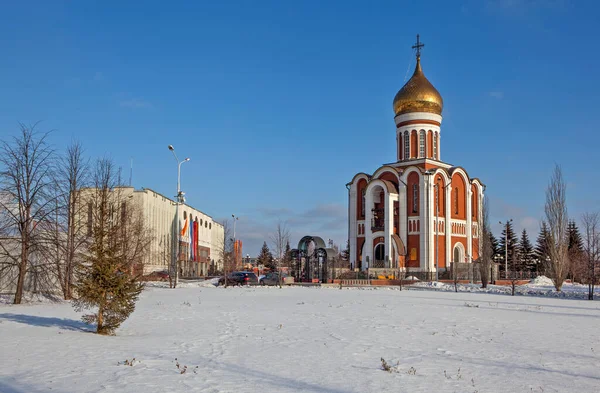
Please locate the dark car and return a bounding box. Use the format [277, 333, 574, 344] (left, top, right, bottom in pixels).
[218, 271, 258, 286]
[143, 270, 170, 281]
[259, 272, 294, 286]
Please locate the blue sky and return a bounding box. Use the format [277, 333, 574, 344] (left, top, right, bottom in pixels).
[1, 0, 598, 255]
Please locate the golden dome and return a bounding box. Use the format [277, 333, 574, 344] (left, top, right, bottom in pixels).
[393, 57, 443, 116]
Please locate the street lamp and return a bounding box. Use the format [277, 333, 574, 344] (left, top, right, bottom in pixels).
[232, 214, 239, 268]
[168, 144, 190, 288]
[499, 219, 512, 279]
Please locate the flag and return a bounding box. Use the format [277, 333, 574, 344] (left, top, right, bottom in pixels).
[180, 218, 188, 237]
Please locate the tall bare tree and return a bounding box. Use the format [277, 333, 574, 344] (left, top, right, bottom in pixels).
[0, 124, 56, 304]
[39, 141, 90, 299]
[216, 219, 233, 286]
[270, 220, 290, 287]
[476, 196, 493, 288]
[73, 158, 151, 335]
[544, 165, 569, 291]
[581, 212, 599, 300]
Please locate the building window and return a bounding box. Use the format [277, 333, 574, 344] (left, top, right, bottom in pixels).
[433, 132, 438, 159]
[412, 184, 418, 213]
[404, 131, 409, 159]
[361, 189, 366, 217]
[209, 223, 212, 230]
[454, 187, 459, 214]
[419, 130, 425, 158]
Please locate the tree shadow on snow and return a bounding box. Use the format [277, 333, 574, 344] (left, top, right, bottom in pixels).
[200, 355, 353, 393]
[0, 380, 62, 393]
[0, 313, 91, 331]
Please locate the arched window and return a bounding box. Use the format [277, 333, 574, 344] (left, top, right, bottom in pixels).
[183, 211, 187, 220]
[205, 221, 208, 228]
[454, 188, 459, 214]
[433, 132, 438, 159]
[200, 218, 203, 226]
[412, 184, 418, 213]
[361, 189, 366, 217]
[419, 130, 426, 158]
[453, 246, 461, 263]
[209, 223, 212, 230]
[404, 131, 409, 159]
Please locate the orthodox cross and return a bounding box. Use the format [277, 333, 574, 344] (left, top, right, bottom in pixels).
[412, 34, 424, 58]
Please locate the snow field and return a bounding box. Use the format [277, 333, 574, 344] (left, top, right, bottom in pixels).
[1, 284, 599, 392]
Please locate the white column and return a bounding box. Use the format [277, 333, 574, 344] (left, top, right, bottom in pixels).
[466, 185, 473, 263]
[399, 181, 408, 255]
[445, 184, 452, 268]
[385, 193, 397, 268]
[419, 176, 426, 271]
[364, 188, 374, 269]
[349, 187, 357, 269]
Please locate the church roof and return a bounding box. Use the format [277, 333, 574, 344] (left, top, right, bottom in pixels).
[392, 56, 443, 117]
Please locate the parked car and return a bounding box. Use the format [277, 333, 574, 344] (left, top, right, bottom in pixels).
[259, 272, 294, 286]
[218, 271, 258, 286]
[142, 270, 170, 281]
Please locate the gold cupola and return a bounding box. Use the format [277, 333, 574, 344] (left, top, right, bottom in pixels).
[393, 44, 443, 116]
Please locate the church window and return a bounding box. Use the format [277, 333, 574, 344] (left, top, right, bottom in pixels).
[433, 132, 438, 159]
[454, 187, 459, 214]
[412, 184, 418, 213]
[404, 131, 409, 159]
[361, 189, 366, 217]
[419, 130, 425, 158]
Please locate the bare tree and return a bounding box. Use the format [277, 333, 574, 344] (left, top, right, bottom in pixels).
[216, 219, 233, 287]
[477, 196, 493, 288]
[0, 124, 56, 304]
[39, 141, 89, 299]
[544, 165, 569, 291]
[270, 220, 290, 287]
[581, 212, 599, 300]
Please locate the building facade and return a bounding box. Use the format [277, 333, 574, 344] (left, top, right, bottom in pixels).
[79, 186, 224, 276]
[347, 39, 484, 275]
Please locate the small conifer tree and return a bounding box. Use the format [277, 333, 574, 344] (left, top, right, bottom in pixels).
[72, 158, 150, 335]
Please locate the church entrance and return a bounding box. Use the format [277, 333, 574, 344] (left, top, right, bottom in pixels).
[373, 243, 385, 268]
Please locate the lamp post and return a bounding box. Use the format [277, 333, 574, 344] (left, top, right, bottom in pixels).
[499, 219, 512, 279]
[168, 144, 190, 288]
[232, 214, 238, 268]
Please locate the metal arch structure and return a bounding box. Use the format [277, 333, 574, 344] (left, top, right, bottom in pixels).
[291, 235, 338, 283]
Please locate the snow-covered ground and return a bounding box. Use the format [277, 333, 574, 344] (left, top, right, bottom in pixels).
[1, 283, 599, 393]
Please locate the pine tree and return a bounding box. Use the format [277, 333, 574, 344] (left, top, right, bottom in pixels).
[498, 221, 518, 274]
[341, 240, 350, 261]
[534, 221, 551, 275]
[282, 241, 292, 267]
[567, 220, 584, 280]
[257, 241, 275, 270]
[72, 159, 150, 335]
[518, 229, 535, 272]
[489, 232, 500, 261]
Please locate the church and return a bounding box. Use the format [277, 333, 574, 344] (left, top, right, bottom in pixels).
[347, 36, 484, 276]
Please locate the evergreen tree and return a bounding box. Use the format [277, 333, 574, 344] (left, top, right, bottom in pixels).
[567, 220, 584, 280]
[341, 240, 350, 261]
[257, 241, 275, 270]
[282, 241, 292, 267]
[568, 220, 584, 253]
[489, 232, 500, 261]
[534, 221, 551, 275]
[498, 220, 518, 274]
[72, 159, 149, 335]
[518, 229, 535, 272]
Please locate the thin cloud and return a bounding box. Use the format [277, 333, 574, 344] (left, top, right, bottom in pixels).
[488, 91, 504, 99]
[119, 98, 153, 109]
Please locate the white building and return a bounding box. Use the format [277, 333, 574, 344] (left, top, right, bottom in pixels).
[79, 186, 224, 276]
